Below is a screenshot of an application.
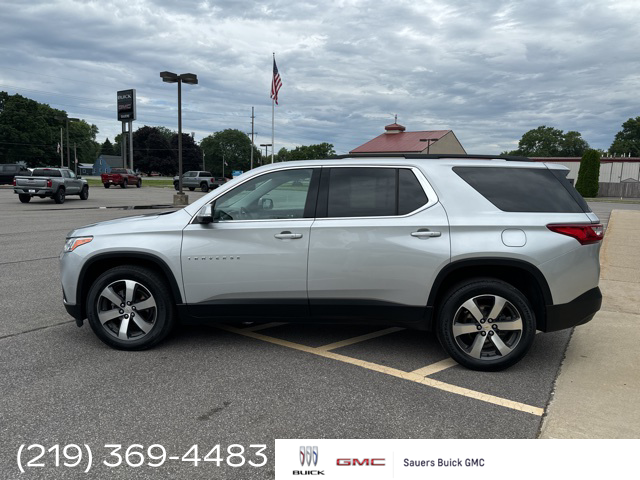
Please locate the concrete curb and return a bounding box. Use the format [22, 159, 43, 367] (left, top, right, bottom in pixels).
[539, 209, 640, 438]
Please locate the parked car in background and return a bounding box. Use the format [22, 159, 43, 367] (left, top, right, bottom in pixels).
[14, 167, 88, 204]
[60, 154, 603, 371]
[0, 164, 31, 185]
[102, 168, 141, 188]
[173, 171, 225, 192]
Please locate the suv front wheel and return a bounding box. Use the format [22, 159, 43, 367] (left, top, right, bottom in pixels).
[86, 266, 175, 350]
[437, 278, 536, 371]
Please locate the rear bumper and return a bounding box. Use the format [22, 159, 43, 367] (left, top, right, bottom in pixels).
[14, 188, 53, 196]
[543, 287, 602, 332]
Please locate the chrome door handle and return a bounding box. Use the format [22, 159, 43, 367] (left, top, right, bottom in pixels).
[411, 230, 441, 238]
[274, 231, 303, 240]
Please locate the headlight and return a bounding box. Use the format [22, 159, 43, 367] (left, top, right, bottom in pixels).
[64, 236, 93, 252]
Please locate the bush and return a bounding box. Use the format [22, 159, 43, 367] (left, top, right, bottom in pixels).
[575, 149, 601, 198]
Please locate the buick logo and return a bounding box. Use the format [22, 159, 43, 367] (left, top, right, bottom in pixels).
[300, 446, 318, 466]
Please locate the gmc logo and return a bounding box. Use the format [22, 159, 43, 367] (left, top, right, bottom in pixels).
[337, 458, 385, 466]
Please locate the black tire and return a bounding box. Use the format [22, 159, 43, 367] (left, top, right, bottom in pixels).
[188, 187, 195, 191]
[53, 188, 65, 204]
[174, 182, 179, 191]
[200, 182, 209, 192]
[86, 266, 175, 350]
[104, 183, 110, 189]
[120, 180, 128, 189]
[436, 278, 536, 371]
[136, 179, 142, 188]
[18, 194, 31, 203]
[79, 185, 89, 200]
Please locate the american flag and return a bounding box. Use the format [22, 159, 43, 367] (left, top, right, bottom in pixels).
[270, 57, 282, 105]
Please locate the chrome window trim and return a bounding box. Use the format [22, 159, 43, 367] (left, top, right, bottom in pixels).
[189, 164, 439, 224]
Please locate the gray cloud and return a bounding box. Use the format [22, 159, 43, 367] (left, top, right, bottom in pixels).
[1, 0, 639, 156]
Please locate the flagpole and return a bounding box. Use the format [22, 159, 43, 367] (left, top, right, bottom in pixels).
[271, 52, 275, 163]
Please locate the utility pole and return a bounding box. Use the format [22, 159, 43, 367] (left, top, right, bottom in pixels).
[59, 127, 64, 168]
[250, 107, 255, 170]
[74, 143, 77, 175]
[203, 151, 205, 171]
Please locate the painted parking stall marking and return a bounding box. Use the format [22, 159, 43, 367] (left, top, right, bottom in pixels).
[219, 324, 544, 416]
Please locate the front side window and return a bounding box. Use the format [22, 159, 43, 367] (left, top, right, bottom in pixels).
[213, 168, 315, 221]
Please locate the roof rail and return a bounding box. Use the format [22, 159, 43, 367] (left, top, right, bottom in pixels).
[336, 153, 533, 162]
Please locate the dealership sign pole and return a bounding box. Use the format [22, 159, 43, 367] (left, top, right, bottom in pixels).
[117, 89, 136, 171]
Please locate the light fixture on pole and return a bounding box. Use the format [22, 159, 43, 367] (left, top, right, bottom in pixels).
[260, 143, 272, 165]
[160, 71, 198, 206]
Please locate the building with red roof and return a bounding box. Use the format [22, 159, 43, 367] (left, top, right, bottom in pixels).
[350, 122, 466, 155]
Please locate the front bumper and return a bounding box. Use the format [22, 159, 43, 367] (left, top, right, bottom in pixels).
[543, 287, 602, 332]
[64, 301, 84, 326]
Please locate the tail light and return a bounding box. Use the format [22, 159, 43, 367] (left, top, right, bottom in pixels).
[547, 224, 604, 245]
[47, 179, 52, 188]
[12, 178, 16, 186]
[211, 178, 215, 183]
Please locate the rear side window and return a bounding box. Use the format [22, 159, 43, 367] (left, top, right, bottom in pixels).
[399, 169, 428, 215]
[453, 167, 585, 213]
[328, 168, 396, 217]
[325, 168, 428, 218]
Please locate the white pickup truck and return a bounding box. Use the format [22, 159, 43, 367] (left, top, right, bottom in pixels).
[13, 167, 89, 204]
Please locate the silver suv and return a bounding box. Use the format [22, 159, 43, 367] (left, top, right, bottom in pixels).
[60, 155, 603, 371]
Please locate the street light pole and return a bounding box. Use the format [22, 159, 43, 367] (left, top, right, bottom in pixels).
[160, 71, 198, 206]
[260, 143, 272, 165]
[177, 78, 183, 194]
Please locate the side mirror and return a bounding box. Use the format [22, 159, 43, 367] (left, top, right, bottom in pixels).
[77, 175, 82, 179]
[260, 198, 273, 210]
[196, 204, 214, 224]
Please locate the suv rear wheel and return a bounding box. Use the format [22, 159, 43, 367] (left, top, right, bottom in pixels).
[200, 182, 209, 192]
[437, 278, 536, 371]
[18, 194, 31, 203]
[86, 266, 175, 350]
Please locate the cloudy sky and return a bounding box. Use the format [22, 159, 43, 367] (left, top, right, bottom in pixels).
[2, 0, 639, 155]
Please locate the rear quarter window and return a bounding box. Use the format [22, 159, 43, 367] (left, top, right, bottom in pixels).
[453, 167, 586, 213]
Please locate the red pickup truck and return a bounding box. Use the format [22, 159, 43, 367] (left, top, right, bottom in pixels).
[101, 168, 141, 188]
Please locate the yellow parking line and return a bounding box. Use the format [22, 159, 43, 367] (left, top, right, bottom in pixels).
[242, 322, 288, 332]
[218, 324, 544, 417]
[316, 327, 405, 351]
[411, 358, 459, 377]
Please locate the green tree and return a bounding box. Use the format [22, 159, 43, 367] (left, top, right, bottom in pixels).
[505, 126, 589, 157]
[609, 117, 640, 156]
[132, 126, 176, 175]
[200, 129, 260, 176]
[0, 92, 67, 167]
[560, 131, 590, 157]
[170, 133, 202, 174]
[274, 143, 336, 162]
[68, 120, 100, 165]
[101, 138, 116, 155]
[575, 149, 601, 198]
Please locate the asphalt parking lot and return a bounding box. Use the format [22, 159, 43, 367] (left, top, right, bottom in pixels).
[0, 185, 638, 479]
